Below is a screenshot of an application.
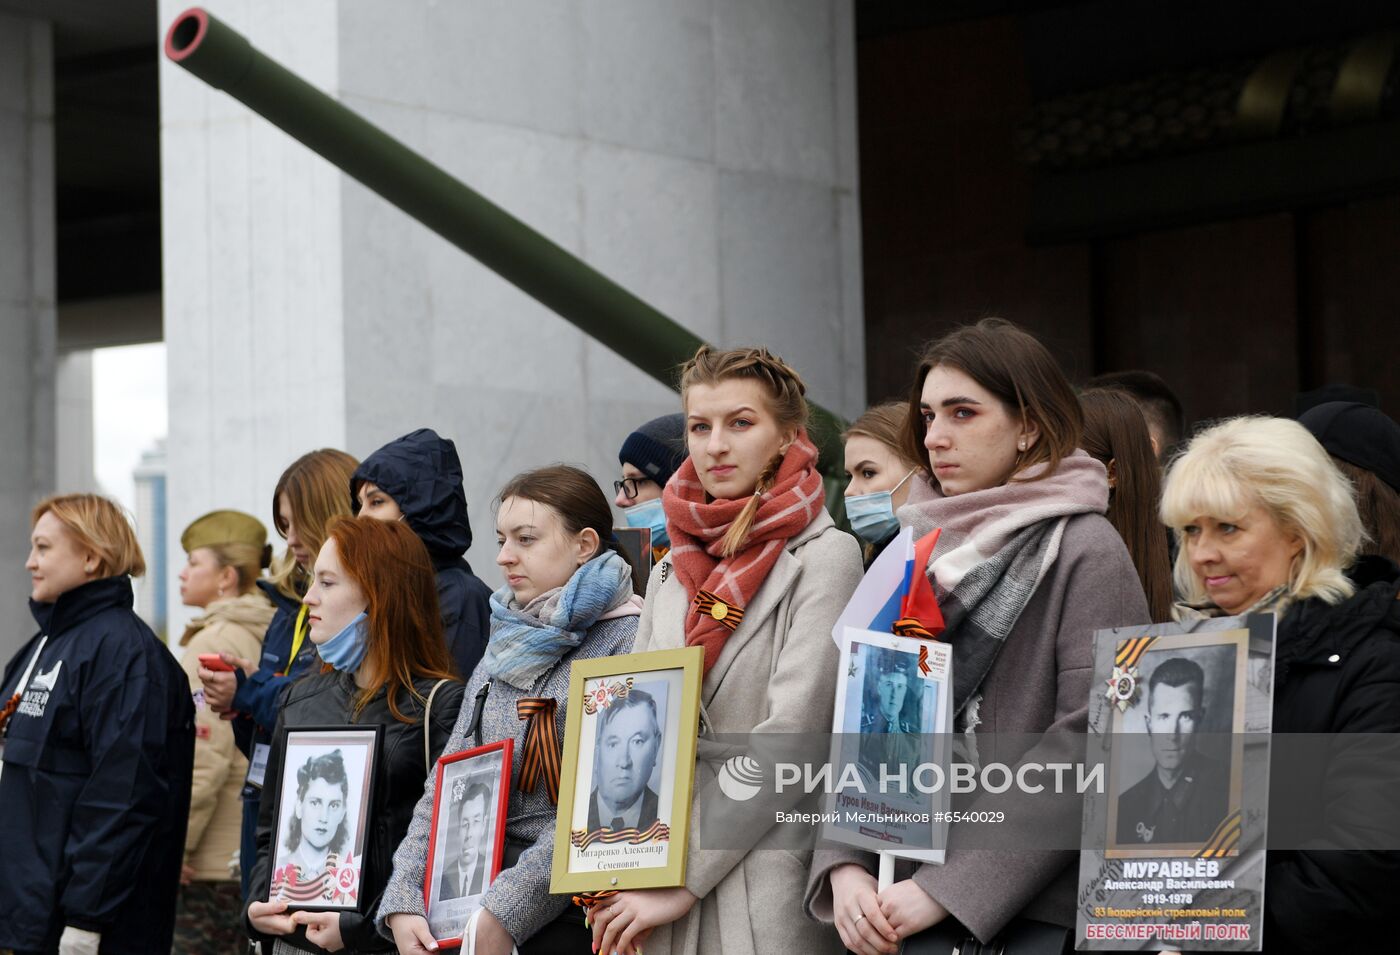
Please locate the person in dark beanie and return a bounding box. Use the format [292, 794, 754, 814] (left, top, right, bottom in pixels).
[1300, 401, 1400, 565]
[615, 412, 688, 560]
[352, 428, 493, 680]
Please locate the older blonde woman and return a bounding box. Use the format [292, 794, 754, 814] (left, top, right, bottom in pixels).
[1161, 416, 1400, 954]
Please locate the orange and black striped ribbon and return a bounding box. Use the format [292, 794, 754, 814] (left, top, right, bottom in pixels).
[693, 590, 744, 632]
[1115, 636, 1159, 670]
[516, 697, 561, 805]
[894, 617, 937, 675]
[573, 889, 619, 919]
[1193, 810, 1243, 860]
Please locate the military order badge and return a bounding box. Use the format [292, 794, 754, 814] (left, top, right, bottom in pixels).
[1077, 614, 1277, 950]
[550, 647, 703, 895]
[268, 726, 382, 912]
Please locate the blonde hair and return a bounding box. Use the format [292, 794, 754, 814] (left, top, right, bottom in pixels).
[268, 449, 360, 596]
[206, 541, 273, 594]
[679, 345, 809, 558]
[1160, 416, 1363, 612]
[32, 494, 146, 579]
[844, 401, 921, 468]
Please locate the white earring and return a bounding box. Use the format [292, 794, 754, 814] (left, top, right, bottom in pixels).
[1018, 439, 1026, 451]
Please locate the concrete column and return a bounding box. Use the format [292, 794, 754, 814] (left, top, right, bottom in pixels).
[55, 351, 97, 493]
[160, 0, 862, 630]
[0, 12, 55, 660]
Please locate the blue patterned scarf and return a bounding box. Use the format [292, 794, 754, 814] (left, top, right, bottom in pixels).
[481, 550, 634, 689]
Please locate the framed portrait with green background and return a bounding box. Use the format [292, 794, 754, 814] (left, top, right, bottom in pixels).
[550, 646, 703, 895]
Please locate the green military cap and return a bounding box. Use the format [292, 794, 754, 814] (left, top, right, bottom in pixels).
[181, 509, 268, 554]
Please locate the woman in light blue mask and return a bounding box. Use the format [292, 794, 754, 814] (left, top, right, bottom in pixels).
[843, 402, 923, 569]
[244, 516, 464, 955]
[615, 413, 688, 562]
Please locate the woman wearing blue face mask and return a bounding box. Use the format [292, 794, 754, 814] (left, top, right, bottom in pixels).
[244, 517, 464, 955]
[843, 403, 922, 569]
[615, 413, 688, 562]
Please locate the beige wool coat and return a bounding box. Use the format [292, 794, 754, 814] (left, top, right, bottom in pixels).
[178, 590, 275, 881]
[631, 509, 862, 955]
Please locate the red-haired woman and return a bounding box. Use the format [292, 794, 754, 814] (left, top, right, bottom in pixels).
[243, 517, 464, 954]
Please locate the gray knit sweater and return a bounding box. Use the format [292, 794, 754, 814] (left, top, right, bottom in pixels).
[375, 615, 638, 944]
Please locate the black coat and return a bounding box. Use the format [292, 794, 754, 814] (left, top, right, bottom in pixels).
[352, 429, 492, 680]
[245, 669, 465, 953]
[0, 576, 195, 955]
[1263, 556, 1400, 954]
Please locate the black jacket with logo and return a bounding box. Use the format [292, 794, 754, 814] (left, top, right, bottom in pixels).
[352, 428, 493, 680]
[244, 669, 465, 953]
[0, 576, 195, 954]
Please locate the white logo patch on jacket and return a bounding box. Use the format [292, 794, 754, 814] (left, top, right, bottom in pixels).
[18, 659, 62, 718]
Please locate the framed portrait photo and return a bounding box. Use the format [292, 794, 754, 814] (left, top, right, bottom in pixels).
[267, 725, 382, 911]
[423, 739, 513, 947]
[823, 627, 954, 862]
[1104, 630, 1249, 859]
[549, 646, 703, 895]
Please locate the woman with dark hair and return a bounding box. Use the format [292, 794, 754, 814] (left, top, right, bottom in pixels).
[198, 448, 360, 900]
[588, 345, 863, 955]
[1079, 388, 1174, 621]
[843, 401, 923, 568]
[382, 464, 642, 955]
[808, 319, 1149, 955]
[0, 495, 195, 955]
[244, 517, 464, 954]
[352, 428, 493, 680]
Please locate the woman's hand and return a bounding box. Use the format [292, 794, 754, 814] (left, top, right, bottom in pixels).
[474, 908, 516, 955]
[248, 899, 298, 935]
[830, 863, 899, 955]
[386, 913, 439, 953]
[292, 910, 345, 952]
[591, 887, 698, 955]
[878, 878, 948, 939]
[199, 653, 253, 713]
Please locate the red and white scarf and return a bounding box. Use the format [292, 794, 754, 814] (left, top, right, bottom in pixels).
[662, 430, 826, 674]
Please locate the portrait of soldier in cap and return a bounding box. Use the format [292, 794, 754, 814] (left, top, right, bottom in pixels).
[857, 648, 923, 782]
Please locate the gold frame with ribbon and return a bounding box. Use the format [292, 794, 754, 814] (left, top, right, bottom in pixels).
[549, 646, 704, 895]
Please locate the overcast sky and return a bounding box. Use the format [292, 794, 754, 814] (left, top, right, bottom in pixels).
[92, 343, 167, 513]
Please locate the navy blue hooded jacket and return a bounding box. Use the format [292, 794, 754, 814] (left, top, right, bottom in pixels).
[0, 576, 195, 955]
[352, 428, 492, 680]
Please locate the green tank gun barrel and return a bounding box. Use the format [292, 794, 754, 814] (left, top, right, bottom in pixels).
[163, 7, 848, 469]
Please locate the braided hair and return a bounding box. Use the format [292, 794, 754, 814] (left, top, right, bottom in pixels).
[679, 345, 810, 558]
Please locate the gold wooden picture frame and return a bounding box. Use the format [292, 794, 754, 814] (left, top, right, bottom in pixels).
[549, 646, 703, 895]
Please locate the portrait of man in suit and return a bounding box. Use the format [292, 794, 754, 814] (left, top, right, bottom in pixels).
[438, 781, 492, 901]
[1116, 656, 1230, 847]
[588, 688, 662, 833]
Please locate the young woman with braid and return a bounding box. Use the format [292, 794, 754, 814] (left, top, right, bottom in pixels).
[381, 466, 642, 955]
[589, 346, 864, 955]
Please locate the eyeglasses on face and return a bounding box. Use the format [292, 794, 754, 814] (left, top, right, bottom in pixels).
[613, 477, 655, 500]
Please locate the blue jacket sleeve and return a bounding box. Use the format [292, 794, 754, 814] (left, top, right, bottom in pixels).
[233, 668, 297, 731]
[61, 644, 185, 931]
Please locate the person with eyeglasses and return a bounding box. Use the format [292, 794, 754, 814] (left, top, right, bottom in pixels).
[614, 413, 688, 562]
